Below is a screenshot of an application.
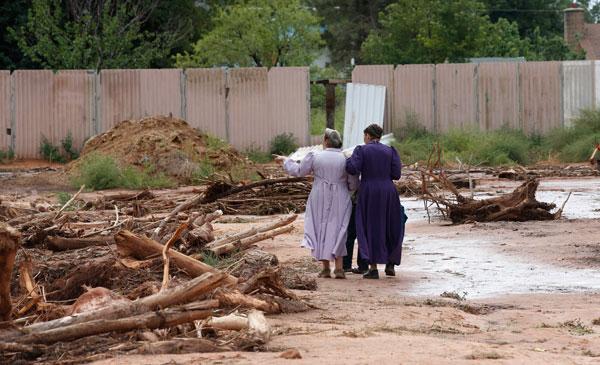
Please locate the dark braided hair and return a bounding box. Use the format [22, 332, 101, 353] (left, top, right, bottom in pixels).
[364, 123, 383, 139]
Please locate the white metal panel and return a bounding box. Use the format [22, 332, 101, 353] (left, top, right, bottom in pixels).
[563, 60, 594, 127]
[343, 83, 386, 149]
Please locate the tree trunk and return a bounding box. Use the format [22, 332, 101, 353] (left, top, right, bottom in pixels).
[0, 224, 21, 321]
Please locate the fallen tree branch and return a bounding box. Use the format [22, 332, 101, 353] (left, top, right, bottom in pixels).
[115, 230, 237, 285]
[161, 222, 190, 291]
[210, 225, 294, 256]
[53, 185, 85, 219]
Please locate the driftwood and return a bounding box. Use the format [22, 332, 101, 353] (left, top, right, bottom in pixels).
[8, 272, 226, 338]
[46, 236, 114, 251]
[201, 177, 308, 204]
[214, 289, 280, 314]
[210, 225, 294, 256]
[16, 308, 213, 345]
[114, 230, 237, 285]
[161, 223, 189, 290]
[0, 223, 20, 321]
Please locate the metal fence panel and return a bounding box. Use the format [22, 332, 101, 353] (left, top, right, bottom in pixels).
[268, 67, 310, 146]
[393, 64, 434, 131]
[100, 69, 141, 131]
[343, 83, 386, 149]
[519, 62, 562, 134]
[0, 71, 9, 152]
[563, 60, 594, 126]
[13, 70, 93, 158]
[185, 68, 227, 139]
[477, 62, 520, 131]
[352, 65, 394, 132]
[227, 68, 269, 150]
[139, 69, 182, 119]
[435, 63, 478, 132]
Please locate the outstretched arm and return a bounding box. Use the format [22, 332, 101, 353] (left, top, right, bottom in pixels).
[391, 146, 402, 180]
[283, 152, 315, 177]
[346, 146, 363, 176]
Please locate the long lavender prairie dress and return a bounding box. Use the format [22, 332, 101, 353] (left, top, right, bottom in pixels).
[346, 141, 404, 265]
[284, 149, 356, 261]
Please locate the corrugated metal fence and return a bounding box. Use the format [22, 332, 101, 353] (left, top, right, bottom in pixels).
[353, 60, 597, 135]
[0, 67, 309, 158]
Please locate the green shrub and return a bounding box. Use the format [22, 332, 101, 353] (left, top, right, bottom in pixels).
[40, 136, 65, 163]
[72, 153, 174, 190]
[0, 148, 14, 163]
[191, 159, 215, 182]
[245, 146, 272, 164]
[61, 132, 79, 160]
[269, 133, 299, 155]
[72, 153, 122, 190]
[56, 192, 72, 206]
[205, 134, 228, 151]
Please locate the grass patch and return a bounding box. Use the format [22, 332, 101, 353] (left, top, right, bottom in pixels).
[40, 132, 80, 163]
[205, 134, 228, 151]
[560, 318, 594, 335]
[71, 153, 174, 190]
[0, 148, 14, 163]
[311, 106, 345, 136]
[191, 159, 215, 182]
[245, 146, 272, 164]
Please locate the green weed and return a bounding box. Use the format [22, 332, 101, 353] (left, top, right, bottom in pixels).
[245, 146, 272, 164]
[71, 153, 174, 190]
[269, 133, 299, 155]
[40, 136, 65, 163]
[0, 148, 14, 163]
[561, 319, 594, 336]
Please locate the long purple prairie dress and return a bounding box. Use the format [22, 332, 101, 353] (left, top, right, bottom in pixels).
[284, 149, 357, 261]
[346, 141, 404, 265]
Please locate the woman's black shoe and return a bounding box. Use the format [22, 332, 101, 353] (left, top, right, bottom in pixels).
[351, 267, 368, 274]
[363, 269, 379, 279]
[385, 264, 395, 277]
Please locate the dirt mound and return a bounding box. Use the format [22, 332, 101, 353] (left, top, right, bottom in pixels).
[74, 116, 251, 182]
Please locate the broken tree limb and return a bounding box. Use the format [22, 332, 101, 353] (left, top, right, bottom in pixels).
[16, 308, 214, 345]
[17, 256, 43, 315]
[206, 312, 249, 331]
[201, 177, 309, 204]
[205, 214, 297, 250]
[46, 236, 115, 251]
[214, 289, 280, 314]
[247, 310, 271, 343]
[210, 225, 294, 256]
[152, 193, 205, 241]
[0, 223, 21, 321]
[114, 230, 237, 285]
[161, 222, 190, 291]
[53, 185, 85, 219]
[7, 272, 227, 338]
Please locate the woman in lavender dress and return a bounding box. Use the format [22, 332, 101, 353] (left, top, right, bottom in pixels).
[346, 123, 405, 279]
[275, 129, 357, 279]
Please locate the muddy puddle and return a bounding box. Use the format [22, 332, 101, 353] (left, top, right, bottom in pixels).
[401, 234, 600, 299]
[396, 177, 600, 299]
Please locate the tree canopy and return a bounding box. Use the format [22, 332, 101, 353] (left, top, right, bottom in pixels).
[175, 0, 322, 68]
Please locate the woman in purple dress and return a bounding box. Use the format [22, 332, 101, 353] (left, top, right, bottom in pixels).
[346, 124, 404, 279]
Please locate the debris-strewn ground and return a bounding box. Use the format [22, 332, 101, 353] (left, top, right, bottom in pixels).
[1, 159, 600, 364]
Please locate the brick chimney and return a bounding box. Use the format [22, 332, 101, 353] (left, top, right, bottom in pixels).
[564, 4, 585, 50]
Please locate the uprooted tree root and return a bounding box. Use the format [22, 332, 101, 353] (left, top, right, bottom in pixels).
[421, 174, 569, 224]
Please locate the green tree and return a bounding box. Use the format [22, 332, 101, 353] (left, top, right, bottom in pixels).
[306, 0, 393, 67]
[0, 0, 37, 69]
[483, 0, 570, 38]
[361, 0, 489, 64]
[11, 0, 177, 70]
[176, 0, 323, 68]
[475, 18, 529, 58]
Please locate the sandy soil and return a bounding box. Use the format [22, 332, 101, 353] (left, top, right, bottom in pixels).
[94, 213, 600, 365]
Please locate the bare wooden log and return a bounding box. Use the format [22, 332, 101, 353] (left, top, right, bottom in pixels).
[0, 342, 45, 354]
[115, 230, 237, 285]
[210, 225, 294, 256]
[9, 272, 226, 338]
[46, 236, 114, 251]
[17, 256, 43, 315]
[205, 214, 297, 249]
[214, 290, 279, 314]
[0, 223, 20, 321]
[206, 312, 249, 331]
[248, 310, 271, 342]
[17, 308, 214, 345]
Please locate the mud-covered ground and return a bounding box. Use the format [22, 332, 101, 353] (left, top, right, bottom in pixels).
[2, 162, 600, 364]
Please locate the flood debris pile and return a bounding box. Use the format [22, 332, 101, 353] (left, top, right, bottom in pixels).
[421, 173, 568, 224]
[0, 183, 314, 363]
